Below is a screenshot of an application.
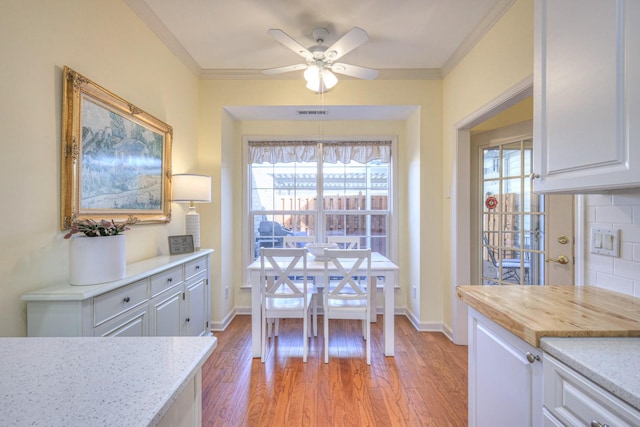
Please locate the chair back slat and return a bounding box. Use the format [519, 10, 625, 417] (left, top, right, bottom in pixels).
[324, 249, 371, 300]
[326, 236, 360, 249]
[260, 248, 307, 297]
[283, 235, 315, 248]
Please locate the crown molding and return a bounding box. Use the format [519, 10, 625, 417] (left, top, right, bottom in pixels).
[441, 0, 516, 77]
[124, 0, 201, 77]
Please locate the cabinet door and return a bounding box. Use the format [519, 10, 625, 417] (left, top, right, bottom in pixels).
[534, 0, 640, 192]
[469, 309, 543, 427]
[150, 286, 184, 336]
[184, 276, 208, 336]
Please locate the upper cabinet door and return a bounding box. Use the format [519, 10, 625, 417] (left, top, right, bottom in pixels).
[533, 0, 640, 193]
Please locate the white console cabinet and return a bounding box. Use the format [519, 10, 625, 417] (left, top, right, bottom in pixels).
[22, 250, 213, 337]
[533, 0, 640, 193]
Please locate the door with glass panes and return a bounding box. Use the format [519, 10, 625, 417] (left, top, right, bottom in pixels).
[480, 137, 573, 285]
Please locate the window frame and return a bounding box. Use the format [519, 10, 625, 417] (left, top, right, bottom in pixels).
[242, 136, 398, 283]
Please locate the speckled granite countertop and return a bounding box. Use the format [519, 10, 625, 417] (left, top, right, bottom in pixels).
[541, 337, 640, 410]
[0, 336, 217, 426]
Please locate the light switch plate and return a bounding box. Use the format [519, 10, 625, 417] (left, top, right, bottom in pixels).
[590, 227, 620, 257]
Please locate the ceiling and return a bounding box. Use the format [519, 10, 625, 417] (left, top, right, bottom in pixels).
[124, 0, 517, 122]
[126, 0, 513, 79]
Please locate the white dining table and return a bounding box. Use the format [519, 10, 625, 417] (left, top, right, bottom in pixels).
[247, 252, 399, 358]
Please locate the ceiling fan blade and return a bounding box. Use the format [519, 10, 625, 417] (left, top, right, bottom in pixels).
[262, 64, 308, 75]
[324, 27, 369, 62]
[331, 63, 378, 80]
[267, 29, 312, 60]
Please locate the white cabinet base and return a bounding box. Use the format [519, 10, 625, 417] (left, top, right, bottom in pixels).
[468, 308, 543, 427]
[22, 250, 213, 338]
[544, 354, 640, 427]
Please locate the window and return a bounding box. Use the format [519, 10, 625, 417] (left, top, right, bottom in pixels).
[248, 139, 392, 260]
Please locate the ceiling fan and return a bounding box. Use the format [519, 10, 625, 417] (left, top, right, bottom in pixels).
[262, 27, 378, 93]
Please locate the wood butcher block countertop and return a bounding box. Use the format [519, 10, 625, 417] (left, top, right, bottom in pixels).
[456, 285, 640, 347]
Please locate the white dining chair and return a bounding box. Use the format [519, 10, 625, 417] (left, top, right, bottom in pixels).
[276, 235, 318, 337]
[326, 235, 360, 249]
[323, 248, 372, 365]
[260, 247, 315, 362]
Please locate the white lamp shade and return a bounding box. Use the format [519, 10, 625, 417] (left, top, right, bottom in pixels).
[304, 66, 338, 93]
[172, 174, 211, 202]
[304, 65, 321, 90]
[322, 70, 338, 90]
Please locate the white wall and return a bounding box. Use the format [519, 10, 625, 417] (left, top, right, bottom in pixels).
[0, 0, 200, 336]
[584, 191, 640, 297]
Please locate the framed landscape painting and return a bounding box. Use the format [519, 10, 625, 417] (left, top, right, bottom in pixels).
[60, 66, 172, 229]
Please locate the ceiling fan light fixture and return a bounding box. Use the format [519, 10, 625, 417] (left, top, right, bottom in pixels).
[304, 65, 321, 90]
[304, 65, 338, 93]
[264, 27, 376, 93]
[322, 69, 338, 89]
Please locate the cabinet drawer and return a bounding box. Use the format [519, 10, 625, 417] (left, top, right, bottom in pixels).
[185, 256, 207, 279]
[544, 354, 640, 427]
[94, 305, 149, 337]
[150, 266, 184, 297]
[94, 279, 148, 327]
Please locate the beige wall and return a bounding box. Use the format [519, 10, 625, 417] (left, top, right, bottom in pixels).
[1, 0, 535, 338]
[198, 79, 442, 327]
[0, 0, 200, 336]
[442, 0, 534, 333]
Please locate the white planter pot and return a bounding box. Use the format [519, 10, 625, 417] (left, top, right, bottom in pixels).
[69, 235, 126, 286]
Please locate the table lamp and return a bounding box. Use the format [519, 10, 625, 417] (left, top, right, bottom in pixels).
[172, 174, 211, 250]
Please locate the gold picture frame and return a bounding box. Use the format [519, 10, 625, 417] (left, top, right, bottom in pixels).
[61, 66, 172, 229]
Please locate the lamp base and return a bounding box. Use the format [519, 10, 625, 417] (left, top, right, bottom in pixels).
[185, 207, 201, 250]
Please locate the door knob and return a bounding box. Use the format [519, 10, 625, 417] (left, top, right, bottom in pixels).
[546, 255, 569, 265]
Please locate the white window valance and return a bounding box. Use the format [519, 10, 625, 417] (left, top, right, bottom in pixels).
[249, 141, 317, 164]
[323, 141, 391, 164]
[249, 140, 391, 164]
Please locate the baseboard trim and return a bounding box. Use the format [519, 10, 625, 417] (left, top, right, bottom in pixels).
[211, 309, 237, 331]
[213, 305, 461, 344]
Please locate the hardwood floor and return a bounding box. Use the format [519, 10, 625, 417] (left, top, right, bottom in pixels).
[202, 315, 468, 426]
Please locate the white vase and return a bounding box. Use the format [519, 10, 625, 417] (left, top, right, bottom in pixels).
[69, 235, 126, 286]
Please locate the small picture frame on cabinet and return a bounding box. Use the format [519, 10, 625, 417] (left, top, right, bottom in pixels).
[168, 235, 194, 255]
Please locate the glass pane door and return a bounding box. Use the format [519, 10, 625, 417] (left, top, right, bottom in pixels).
[480, 138, 545, 285]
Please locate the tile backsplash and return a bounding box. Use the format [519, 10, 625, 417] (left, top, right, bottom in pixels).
[584, 190, 640, 297]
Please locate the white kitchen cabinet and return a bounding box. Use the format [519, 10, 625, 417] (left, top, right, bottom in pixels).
[22, 250, 213, 337]
[184, 273, 209, 337]
[533, 0, 640, 193]
[150, 285, 184, 336]
[468, 308, 543, 427]
[544, 354, 640, 427]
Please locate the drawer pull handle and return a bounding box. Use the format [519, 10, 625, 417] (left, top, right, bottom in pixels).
[185, 317, 190, 322]
[525, 352, 540, 364]
[591, 421, 609, 427]
[123, 297, 130, 303]
[195, 265, 200, 270]
[167, 277, 173, 283]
